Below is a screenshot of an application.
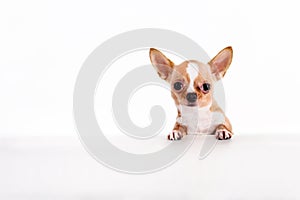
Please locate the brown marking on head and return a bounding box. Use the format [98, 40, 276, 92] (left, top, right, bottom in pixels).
[188, 61, 214, 107]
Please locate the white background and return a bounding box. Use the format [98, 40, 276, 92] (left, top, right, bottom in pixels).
[2, 1, 300, 199]
[1, 0, 300, 137]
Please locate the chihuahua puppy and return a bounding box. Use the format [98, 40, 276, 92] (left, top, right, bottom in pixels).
[149, 47, 233, 140]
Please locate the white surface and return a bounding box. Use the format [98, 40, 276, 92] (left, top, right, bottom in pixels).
[1, 135, 300, 199]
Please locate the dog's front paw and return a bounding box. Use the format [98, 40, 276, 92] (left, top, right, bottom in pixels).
[168, 130, 183, 140]
[215, 128, 232, 140]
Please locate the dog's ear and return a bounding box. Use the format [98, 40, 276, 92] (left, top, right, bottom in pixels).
[208, 46, 233, 80]
[149, 48, 174, 80]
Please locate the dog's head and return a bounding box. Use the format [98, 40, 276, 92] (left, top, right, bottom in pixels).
[149, 47, 233, 108]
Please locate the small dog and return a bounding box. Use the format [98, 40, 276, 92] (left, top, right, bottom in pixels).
[149, 47, 233, 140]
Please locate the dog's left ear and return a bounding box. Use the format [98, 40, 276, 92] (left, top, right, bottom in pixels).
[208, 46, 233, 80]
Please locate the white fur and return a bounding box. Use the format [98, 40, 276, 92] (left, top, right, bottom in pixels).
[177, 104, 225, 134]
[186, 62, 199, 92]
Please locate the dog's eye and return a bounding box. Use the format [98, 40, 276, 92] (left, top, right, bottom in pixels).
[174, 82, 183, 91]
[201, 83, 210, 93]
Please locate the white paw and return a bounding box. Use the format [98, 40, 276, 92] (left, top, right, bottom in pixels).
[168, 130, 183, 140]
[215, 128, 232, 140]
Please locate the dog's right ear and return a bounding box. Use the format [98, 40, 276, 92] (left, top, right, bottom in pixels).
[149, 48, 174, 80]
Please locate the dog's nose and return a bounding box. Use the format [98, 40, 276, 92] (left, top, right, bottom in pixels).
[186, 92, 197, 103]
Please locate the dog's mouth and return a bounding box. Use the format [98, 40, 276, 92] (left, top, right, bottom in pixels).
[187, 102, 197, 107]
